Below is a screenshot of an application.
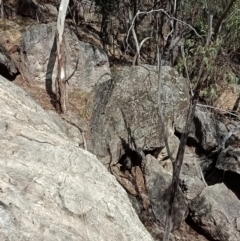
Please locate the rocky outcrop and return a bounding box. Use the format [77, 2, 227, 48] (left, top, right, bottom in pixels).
[190, 183, 240, 241]
[20, 22, 111, 93]
[88, 65, 190, 166]
[0, 75, 154, 241]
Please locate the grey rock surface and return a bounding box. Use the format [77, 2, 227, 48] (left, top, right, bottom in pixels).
[189, 108, 227, 152]
[177, 147, 206, 201]
[180, 175, 205, 201]
[190, 183, 240, 241]
[144, 154, 188, 230]
[216, 128, 240, 174]
[0, 75, 154, 241]
[88, 65, 189, 166]
[20, 22, 111, 93]
[46, 110, 84, 147]
[217, 146, 240, 174]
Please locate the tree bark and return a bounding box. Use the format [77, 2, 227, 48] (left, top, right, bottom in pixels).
[56, 35, 68, 113]
[56, 0, 69, 114]
[0, 0, 4, 19]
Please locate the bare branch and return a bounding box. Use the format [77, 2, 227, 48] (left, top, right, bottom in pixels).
[196, 103, 240, 119]
[0, 0, 4, 19]
[207, 14, 213, 45]
[132, 37, 152, 66]
[126, 8, 202, 52]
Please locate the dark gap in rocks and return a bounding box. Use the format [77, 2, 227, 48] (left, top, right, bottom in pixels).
[185, 215, 215, 241]
[0, 63, 19, 81]
[186, 135, 198, 147]
[201, 160, 216, 180]
[174, 130, 182, 140]
[144, 148, 159, 157]
[118, 139, 162, 173]
[205, 168, 240, 200]
[118, 138, 145, 172]
[223, 171, 240, 200]
[175, 129, 208, 157]
[205, 168, 224, 185]
[174, 130, 198, 148]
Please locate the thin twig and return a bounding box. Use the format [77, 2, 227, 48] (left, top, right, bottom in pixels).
[196, 103, 240, 119]
[126, 8, 202, 52]
[194, 158, 207, 187]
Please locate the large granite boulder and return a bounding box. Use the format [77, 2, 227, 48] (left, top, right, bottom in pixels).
[20, 22, 111, 93]
[190, 183, 240, 241]
[0, 75, 154, 241]
[88, 65, 190, 165]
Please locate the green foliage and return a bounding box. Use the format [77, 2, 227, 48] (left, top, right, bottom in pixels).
[174, 0, 240, 102]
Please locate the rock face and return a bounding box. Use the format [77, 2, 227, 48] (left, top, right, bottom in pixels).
[88, 65, 189, 165]
[216, 127, 240, 174]
[20, 22, 111, 93]
[0, 75, 154, 241]
[190, 184, 240, 241]
[144, 154, 188, 230]
[179, 148, 206, 201]
[217, 146, 240, 173]
[189, 108, 227, 152]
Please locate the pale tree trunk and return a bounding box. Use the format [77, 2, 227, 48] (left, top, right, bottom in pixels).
[124, 0, 141, 65]
[56, 0, 69, 114]
[0, 0, 4, 19]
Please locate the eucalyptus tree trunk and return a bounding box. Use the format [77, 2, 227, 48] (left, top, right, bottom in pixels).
[56, 0, 69, 114]
[0, 0, 4, 19]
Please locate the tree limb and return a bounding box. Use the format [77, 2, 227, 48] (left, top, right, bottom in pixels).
[56, 0, 69, 114]
[126, 8, 202, 52]
[213, 0, 237, 40]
